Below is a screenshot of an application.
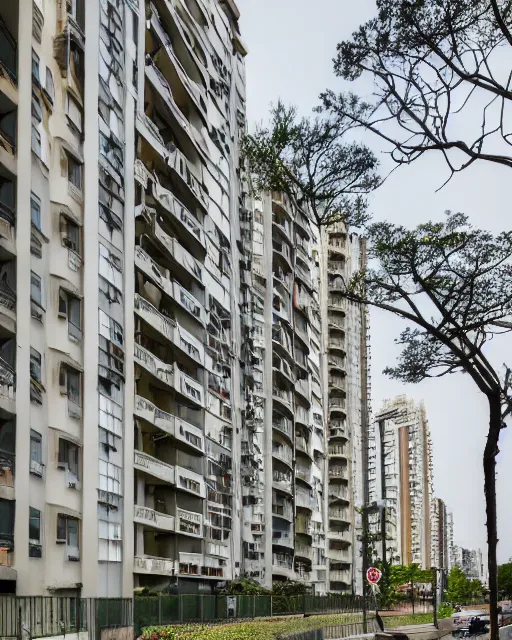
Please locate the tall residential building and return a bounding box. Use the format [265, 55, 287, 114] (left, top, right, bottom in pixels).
[0, 0, 249, 597]
[446, 511, 454, 570]
[368, 396, 433, 569]
[241, 191, 328, 591]
[451, 546, 487, 584]
[430, 498, 449, 571]
[320, 226, 369, 594]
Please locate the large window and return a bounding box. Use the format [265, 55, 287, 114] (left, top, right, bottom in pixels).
[99, 460, 121, 496]
[58, 289, 82, 341]
[30, 430, 43, 477]
[31, 192, 41, 229]
[98, 520, 122, 562]
[59, 365, 82, 412]
[67, 156, 83, 193]
[0, 498, 14, 545]
[30, 272, 43, 307]
[56, 515, 79, 560]
[29, 507, 42, 557]
[30, 348, 42, 383]
[58, 438, 79, 480]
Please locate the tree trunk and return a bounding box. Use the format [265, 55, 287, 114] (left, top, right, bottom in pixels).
[485, 395, 502, 640]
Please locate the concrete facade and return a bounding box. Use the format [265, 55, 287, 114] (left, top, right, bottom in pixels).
[430, 498, 449, 571]
[369, 396, 433, 569]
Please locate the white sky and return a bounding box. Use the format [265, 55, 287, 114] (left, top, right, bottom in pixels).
[238, 0, 512, 564]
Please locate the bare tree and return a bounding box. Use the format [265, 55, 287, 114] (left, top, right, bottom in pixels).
[321, 0, 512, 187]
[346, 212, 512, 640]
[242, 100, 380, 227]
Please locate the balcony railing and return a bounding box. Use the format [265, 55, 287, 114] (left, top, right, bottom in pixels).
[134, 555, 175, 575]
[134, 450, 175, 485]
[329, 467, 348, 479]
[272, 386, 292, 407]
[329, 508, 350, 521]
[328, 261, 345, 273]
[0, 356, 15, 403]
[328, 354, 346, 370]
[295, 490, 315, 510]
[328, 313, 345, 329]
[328, 296, 346, 310]
[296, 467, 312, 484]
[134, 394, 175, 438]
[295, 264, 312, 288]
[329, 445, 348, 457]
[295, 436, 310, 455]
[134, 343, 174, 388]
[273, 417, 292, 439]
[295, 543, 314, 561]
[330, 570, 351, 583]
[272, 446, 293, 466]
[0, 450, 14, 487]
[329, 397, 346, 410]
[328, 548, 352, 562]
[272, 502, 293, 521]
[134, 505, 175, 532]
[272, 553, 293, 569]
[177, 507, 203, 537]
[295, 378, 310, 399]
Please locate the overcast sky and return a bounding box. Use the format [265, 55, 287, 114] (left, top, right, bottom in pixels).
[238, 0, 512, 564]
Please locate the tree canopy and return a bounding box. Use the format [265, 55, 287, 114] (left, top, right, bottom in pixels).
[446, 566, 484, 603]
[242, 100, 380, 227]
[498, 562, 512, 598]
[322, 0, 512, 184]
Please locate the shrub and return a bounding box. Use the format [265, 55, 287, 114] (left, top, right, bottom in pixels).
[438, 603, 455, 619]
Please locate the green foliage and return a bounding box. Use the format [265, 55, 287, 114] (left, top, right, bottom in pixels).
[139, 614, 362, 640]
[384, 614, 433, 628]
[389, 564, 434, 587]
[242, 100, 379, 228]
[445, 567, 484, 603]
[375, 560, 396, 609]
[438, 603, 455, 619]
[498, 563, 512, 598]
[221, 578, 308, 597]
[135, 588, 161, 598]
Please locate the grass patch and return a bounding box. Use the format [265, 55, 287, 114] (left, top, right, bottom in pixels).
[384, 613, 434, 628]
[140, 613, 366, 640]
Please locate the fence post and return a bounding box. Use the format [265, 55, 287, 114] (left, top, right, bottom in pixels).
[200, 595, 203, 622]
[303, 594, 307, 617]
[158, 594, 162, 625]
[179, 595, 183, 623]
[270, 595, 273, 618]
[253, 595, 256, 619]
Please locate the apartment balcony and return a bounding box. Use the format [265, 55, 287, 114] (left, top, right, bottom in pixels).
[142, 211, 204, 284]
[329, 421, 348, 440]
[134, 505, 175, 533]
[134, 295, 204, 366]
[273, 355, 294, 384]
[134, 555, 175, 576]
[273, 267, 292, 291]
[295, 405, 309, 428]
[272, 444, 293, 468]
[328, 445, 349, 461]
[295, 466, 312, 487]
[272, 416, 293, 443]
[328, 335, 346, 353]
[0, 449, 14, 500]
[330, 569, 351, 584]
[329, 508, 350, 524]
[272, 553, 294, 578]
[176, 466, 205, 498]
[272, 212, 292, 239]
[150, 172, 205, 249]
[0, 543, 15, 581]
[294, 323, 309, 350]
[295, 489, 315, 511]
[206, 542, 229, 559]
[0, 19, 17, 103]
[328, 261, 345, 274]
[272, 471, 293, 495]
[327, 529, 352, 544]
[329, 396, 346, 415]
[328, 548, 352, 563]
[0, 356, 15, 415]
[328, 296, 346, 312]
[295, 543, 314, 562]
[328, 236, 346, 255]
[296, 517, 312, 537]
[135, 247, 205, 324]
[271, 192, 292, 217]
[176, 507, 203, 537]
[328, 354, 346, 373]
[294, 210, 311, 236]
[272, 502, 293, 522]
[294, 378, 310, 404]
[272, 386, 293, 412]
[273, 240, 293, 270]
[328, 466, 348, 480]
[147, 9, 208, 125]
[144, 380, 200, 423]
[134, 343, 174, 389]
[134, 450, 175, 485]
[295, 264, 313, 290]
[328, 312, 345, 331]
[295, 435, 311, 458]
[271, 530, 293, 547]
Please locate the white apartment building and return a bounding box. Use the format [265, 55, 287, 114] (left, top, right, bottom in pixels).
[430, 498, 449, 571]
[368, 396, 433, 569]
[0, 0, 248, 597]
[0, 0, 372, 598]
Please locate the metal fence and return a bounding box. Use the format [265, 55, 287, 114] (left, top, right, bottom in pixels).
[278, 617, 378, 640]
[133, 594, 368, 634]
[0, 597, 132, 640]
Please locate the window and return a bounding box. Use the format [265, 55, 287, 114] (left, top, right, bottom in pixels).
[31, 50, 40, 84]
[0, 498, 14, 545]
[57, 515, 79, 560]
[67, 156, 83, 192]
[58, 438, 79, 478]
[98, 520, 122, 562]
[30, 272, 43, 307]
[59, 365, 81, 409]
[185, 430, 201, 449]
[30, 348, 42, 383]
[31, 125, 41, 157]
[29, 507, 42, 557]
[66, 92, 83, 133]
[67, 0, 85, 30]
[59, 289, 82, 341]
[31, 192, 41, 229]
[45, 67, 54, 104]
[99, 427, 117, 452]
[179, 476, 200, 494]
[60, 215, 81, 254]
[99, 460, 122, 496]
[30, 430, 43, 477]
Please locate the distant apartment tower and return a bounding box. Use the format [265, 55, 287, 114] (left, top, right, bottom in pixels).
[452, 546, 487, 584]
[431, 498, 449, 571]
[446, 512, 454, 570]
[320, 226, 369, 594]
[0, 0, 249, 596]
[368, 396, 433, 569]
[241, 191, 328, 591]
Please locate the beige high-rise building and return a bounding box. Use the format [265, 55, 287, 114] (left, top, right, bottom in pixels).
[369, 396, 433, 569]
